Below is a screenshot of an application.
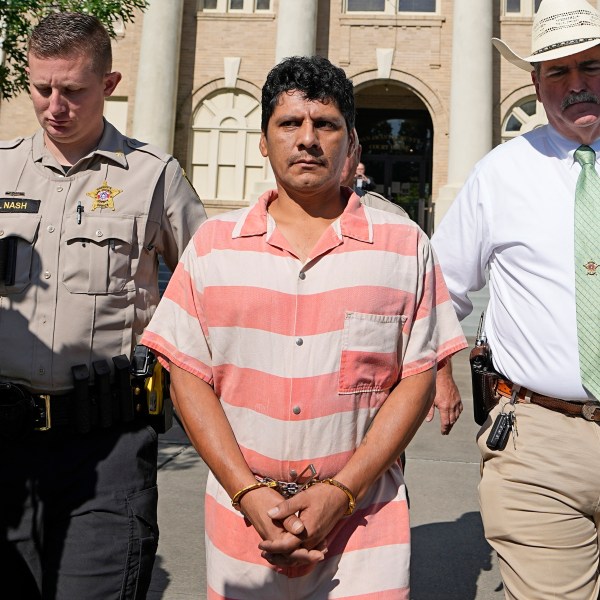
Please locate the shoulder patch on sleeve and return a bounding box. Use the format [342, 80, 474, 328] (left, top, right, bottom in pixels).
[125, 137, 172, 162]
[0, 138, 25, 150]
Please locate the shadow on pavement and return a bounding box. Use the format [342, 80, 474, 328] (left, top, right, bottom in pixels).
[410, 511, 501, 600]
[147, 555, 169, 599]
[158, 445, 202, 471]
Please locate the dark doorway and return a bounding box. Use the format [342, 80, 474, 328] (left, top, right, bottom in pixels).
[356, 108, 433, 233]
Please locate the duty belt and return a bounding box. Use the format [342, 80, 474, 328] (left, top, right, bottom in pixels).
[0, 355, 143, 439]
[0, 381, 137, 439]
[0, 349, 172, 440]
[495, 378, 600, 422]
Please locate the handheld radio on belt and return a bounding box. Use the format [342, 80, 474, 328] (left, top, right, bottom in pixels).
[470, 312, 502, 426]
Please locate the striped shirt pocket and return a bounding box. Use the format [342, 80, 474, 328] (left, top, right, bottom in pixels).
[338, 311, 406, 394]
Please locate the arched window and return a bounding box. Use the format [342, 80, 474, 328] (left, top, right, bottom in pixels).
[191, 90, 266, 205]
[501, 96, 547, 141]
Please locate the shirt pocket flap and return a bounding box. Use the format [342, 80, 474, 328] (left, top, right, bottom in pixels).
[63, 213, 135, 245]
[62, 214, 136, 295]
[0, 214, 41, 294]
[1, 213, 41, 242]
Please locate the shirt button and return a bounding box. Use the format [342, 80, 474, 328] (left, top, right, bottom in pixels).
[289, 469, 298, 478]
[96, 230, 103, 237]
[43, 271, 51, 279]
[56, 186, 63, 192]
[0, 230, 4, 236]
[47, 225, 55, 233]
[296, 338, 303, 346]
[292, 406, 301, 415]
[299, 272, 306, 280]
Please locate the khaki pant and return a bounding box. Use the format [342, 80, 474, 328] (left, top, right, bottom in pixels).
[478, 400, 600, 600]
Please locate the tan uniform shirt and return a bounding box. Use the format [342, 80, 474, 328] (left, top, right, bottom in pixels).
[0, 121, 206, 392]
[360, 190, 408, 217]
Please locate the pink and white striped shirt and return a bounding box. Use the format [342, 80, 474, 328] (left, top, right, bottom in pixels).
[142, 189, 466, 599]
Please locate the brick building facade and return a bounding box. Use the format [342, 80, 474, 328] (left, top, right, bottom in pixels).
[0, 0, 579, 226]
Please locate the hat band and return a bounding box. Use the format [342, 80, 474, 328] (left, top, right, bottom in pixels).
[531, 37, 600, 57]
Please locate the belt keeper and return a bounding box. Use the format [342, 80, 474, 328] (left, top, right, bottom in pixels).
[510, 384, 521, 404]
[231, 480, 278, 511]
[523, 389, 533, 403]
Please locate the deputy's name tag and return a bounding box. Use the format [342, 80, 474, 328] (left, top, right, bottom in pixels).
[0, 199, 41, 213]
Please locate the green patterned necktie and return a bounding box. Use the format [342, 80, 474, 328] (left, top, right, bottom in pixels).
[574, 145, 600, 400]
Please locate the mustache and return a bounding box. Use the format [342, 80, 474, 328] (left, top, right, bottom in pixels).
[288, 153, 326, 166]
[561, 91, 600, 110]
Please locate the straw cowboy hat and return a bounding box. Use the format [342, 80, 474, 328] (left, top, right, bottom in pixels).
[492, 0, 600, 71]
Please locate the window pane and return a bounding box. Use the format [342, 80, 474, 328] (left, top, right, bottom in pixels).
[229, 0, 243, 9]
[358, 114, 432, 156]
[521, 100, 537, 117]
[203, 0, 218, 8]
[256, 0, 270, 9]
[398, 0, 436, 12]
[506, 0, 520, 12]
[347, 0, 385, 11]
[506, 115, 522, 132]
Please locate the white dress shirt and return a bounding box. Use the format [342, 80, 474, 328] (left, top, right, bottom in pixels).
[432, 124, 598, 401]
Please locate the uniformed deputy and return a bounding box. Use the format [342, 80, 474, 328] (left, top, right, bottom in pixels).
[0, 12, 206, 599]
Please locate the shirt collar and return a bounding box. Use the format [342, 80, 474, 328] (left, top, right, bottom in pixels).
[232, 187, 373, 244]
[545, 124, 600, 166]
[32, 119, 129, 171]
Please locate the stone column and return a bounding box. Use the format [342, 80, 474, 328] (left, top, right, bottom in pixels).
[436, 1, 493, 225]
[275, 0, 318, 62]
[132, 0, 184, 153]
[251, 0, 319, 202]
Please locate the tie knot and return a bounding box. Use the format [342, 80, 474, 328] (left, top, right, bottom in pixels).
[575, 145, 596, 167]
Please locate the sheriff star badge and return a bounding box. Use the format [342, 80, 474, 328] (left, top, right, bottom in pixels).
[86, 181, 123, 211]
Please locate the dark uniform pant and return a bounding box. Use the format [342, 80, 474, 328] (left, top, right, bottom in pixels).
[0, 424, 159, 600]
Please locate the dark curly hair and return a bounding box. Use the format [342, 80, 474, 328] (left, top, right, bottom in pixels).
[29, 12, 112, 76]
[261, 55, 355, 134]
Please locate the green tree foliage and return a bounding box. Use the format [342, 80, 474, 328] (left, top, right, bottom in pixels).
[0, 0, 148, 100]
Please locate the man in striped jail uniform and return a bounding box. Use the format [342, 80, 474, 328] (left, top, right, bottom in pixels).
[142, 55, 466, 599]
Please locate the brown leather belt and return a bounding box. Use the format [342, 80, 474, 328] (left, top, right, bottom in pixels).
[495, 378, 600, 422]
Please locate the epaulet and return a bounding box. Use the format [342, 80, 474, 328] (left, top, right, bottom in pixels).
[124, 137, 172, 162]
[0, 138, 25, 150]
[367, 191, 388, 202]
